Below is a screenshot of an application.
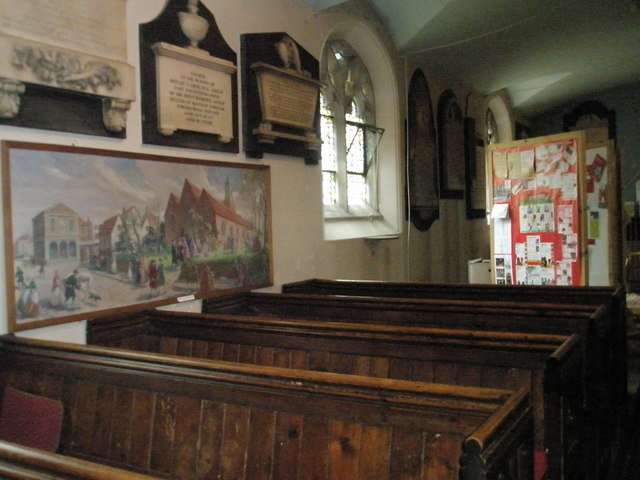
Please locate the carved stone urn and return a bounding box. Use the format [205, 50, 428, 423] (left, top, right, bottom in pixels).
[178, 0, 209, 49]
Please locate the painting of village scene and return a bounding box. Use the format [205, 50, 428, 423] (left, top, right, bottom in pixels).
[3, 142, 272, 331]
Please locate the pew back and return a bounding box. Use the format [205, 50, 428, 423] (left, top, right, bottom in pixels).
[0, 335, 533, 480]
[202, 291, 619, 479]
[87, 309, 582, 480]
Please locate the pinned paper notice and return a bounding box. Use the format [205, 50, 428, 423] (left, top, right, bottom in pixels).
[491, 203, 510, 219]
[493, 152, 508, 178]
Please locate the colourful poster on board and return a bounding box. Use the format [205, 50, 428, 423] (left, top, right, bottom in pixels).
[491, 138, 581, 286]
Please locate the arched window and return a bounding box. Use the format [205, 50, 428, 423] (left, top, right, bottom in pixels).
[320, 40, 382, 218]
[320, 21, 402, 241]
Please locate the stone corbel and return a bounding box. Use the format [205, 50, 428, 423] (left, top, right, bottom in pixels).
[0, 78, 25, 119]
[102, 98, 133, 133]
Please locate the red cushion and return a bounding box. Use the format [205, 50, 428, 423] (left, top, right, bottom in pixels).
[0, 387, 63, 452]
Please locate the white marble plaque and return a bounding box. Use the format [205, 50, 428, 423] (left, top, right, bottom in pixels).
[153, 43, 236, 140]
[0, 0, 127, 61]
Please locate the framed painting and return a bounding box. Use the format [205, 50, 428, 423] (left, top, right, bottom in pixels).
[2, 141, 272, 332]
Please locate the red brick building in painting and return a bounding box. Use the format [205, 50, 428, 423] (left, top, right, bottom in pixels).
[164, 179, 254, 255]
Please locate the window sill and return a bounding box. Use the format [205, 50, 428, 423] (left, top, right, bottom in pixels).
[323, 213, 399, 241]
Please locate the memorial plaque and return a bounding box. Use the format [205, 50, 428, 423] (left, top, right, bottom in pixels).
[241, 32, 322, 164]
[253, 63, 320, 129]
[0, 0, 135, 136]
[140, 0, 239, 153]
[153, 43, 235, 141]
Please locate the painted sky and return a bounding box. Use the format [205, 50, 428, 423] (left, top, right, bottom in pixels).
[8, 148, 266, 240]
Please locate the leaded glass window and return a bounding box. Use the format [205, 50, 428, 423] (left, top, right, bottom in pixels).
[320, 40, 382, 217]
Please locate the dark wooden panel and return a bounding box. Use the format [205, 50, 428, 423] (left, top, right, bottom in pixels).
[222, 343, 240, 362]
[207, 342, 224, 360]
[129, 390, 154, 471]
[256, 346, 275, 366]
[412, 360, 435, 383]
[424, 433, 463, 480]
[176, 339, 194, 357]
[74, 382, 98, 456]
[150, 395, 175, 475]
[193, 340, 209, 359]
[359, 425, 391, 480]
[196, 401, 224, 480]
[245, 408, 276, 480]
[299, 417, 330, 480]
[329, 422, 361, 480]
[328, 353, 352, 375]
[273, 413, 303, 479]
[173, 396, 202, 480]
[388, 358, 412, 381]
[159, 337, 178, 356]
[273, 349, 291, 368]
[389, 428, 424, 480]
[221, 405, 250, 479]
[92, 385, 116, 458]
[290, 350, 309, 370]
[368, 357, 389, 378]
[111, 388, 134, 464]
[239, 344, 257, 364]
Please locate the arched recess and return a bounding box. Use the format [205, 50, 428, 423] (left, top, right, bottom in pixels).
[486, 93, 513, 144]
[407, 69, 438, 231]
[321, 20, 402, 240]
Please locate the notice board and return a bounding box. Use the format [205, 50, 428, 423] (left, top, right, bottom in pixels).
[488, 131, 587, 286]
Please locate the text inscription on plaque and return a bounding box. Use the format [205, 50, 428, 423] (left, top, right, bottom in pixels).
[257, 70, 318, 129]
[154, 43, 235, 141]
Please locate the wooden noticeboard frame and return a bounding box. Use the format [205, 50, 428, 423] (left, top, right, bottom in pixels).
[487, 131, 588, 286]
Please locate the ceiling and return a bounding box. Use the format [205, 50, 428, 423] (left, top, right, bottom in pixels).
[299, 0, 640, 117]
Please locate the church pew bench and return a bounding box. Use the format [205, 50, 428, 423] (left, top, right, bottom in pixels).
[0, 335, 533, 480]
[87, 308, 583, 480]
[202, 290, 619, 478]
[281, 278, 627, 424]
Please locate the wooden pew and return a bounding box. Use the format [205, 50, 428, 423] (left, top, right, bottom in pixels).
[0, 440, 162, 480]
[87, 308, 582, 480]
[0, 335, 533, 480]
[280, 281, 628, 448]
[202, 290, 619, 478]
[281, 279, 627, 420]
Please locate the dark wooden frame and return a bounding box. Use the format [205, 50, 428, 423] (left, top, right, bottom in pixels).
[437, 89, 465, 199]
[2, 141, 272, 332]
[241, 32, 321, 164]
[464, 117, 486, 219]
[407, 69, 439, 230]
[139, 0, 239, 153]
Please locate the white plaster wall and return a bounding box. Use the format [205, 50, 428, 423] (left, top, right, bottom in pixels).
[403, 55, 492, 283]
[0, 0, 410, 340]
